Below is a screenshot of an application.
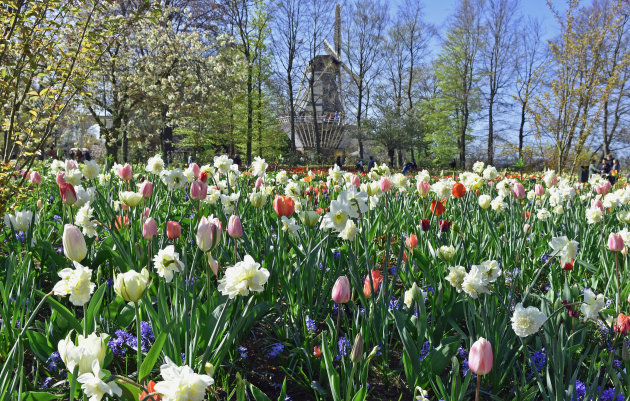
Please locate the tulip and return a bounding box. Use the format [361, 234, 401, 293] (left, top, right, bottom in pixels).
[406, 234, 418, 249]
[420, 219, 430, 231]
[273, 195, 295, 217]
[30, 171, 42, 185]
[66, 159, 78, 170]
[591, 199, 604, 212]
[523, 223, 531, 233]
[469, 337, 493, 375]
[313, 346, 322, 357]
[138, 181, 153, 198]
[379, 177, 391, 192]
[512, 182, 526, 199]
[332, 276, 351, 303]
[615, 313, 630, 335]
[166, 221, 181, 240]
[189, 162, 200, 179]
[596, 181, 612, 195]
[609, 232, 624, 252]
[430, 199, 446, 216]
[190, 180, 208, 200]
[417, 181, 430, 197]
[143, 218, 158, 240]
[350, 332, 364, 364]
[199, 171, 208, 183]
[350, 175, 361, 187]
[207, 253, 219, 276]
[139, 381, 161, 401]
[63, 224, 87, 262]
[534, 184, 545, 196]
[363, 270, 383, 298]
[227, 215, 243, 238]
[114, 268, 149, 302]
[439, 220, 452, 232]
[300, 210, 320, 227]
[452, 182, 466, 198]
[37, 199, 43, 209]
[196, 216, 221, 252]
[56, 171, 66, 186]
[117, 163, 133, 181]
[255, 177, 264, 189]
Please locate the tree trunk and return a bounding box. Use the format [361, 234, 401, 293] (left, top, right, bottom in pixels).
[288, 71, 296, 152]
[257, 66, 263, 157]
[357, 85, 364, 160]
[487, 98, 494, 164]
[460, 109, 468, 168]
[246, 64, 253, 164]
[518, 101, 526, 160]
[603, 100, 610, 156]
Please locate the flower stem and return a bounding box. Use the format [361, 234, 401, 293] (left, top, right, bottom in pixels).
[475, 374, 481, 401]
[135, 301, 142, 373]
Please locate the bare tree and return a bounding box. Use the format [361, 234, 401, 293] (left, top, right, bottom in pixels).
[482, 0, 517, 164]
[272, 0, 303, 152]
[342, 0, 388, 160]
[514, 17, 544, 160]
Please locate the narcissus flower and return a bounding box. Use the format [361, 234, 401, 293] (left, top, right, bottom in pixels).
[58, 332, 108, 375]
[53, 261, 95, 306]
[580, 289, 605, 322]
[78, 359, 122, 401]
[153, 245, 184, 283]
[511, 303, 546, 337]
[218, 255, 269, 299]
[153, 356, 214, 401]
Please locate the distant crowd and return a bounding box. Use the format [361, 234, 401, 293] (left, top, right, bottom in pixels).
[588, 154, 621, 184]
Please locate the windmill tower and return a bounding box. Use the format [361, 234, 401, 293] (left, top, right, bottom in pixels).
[280, 4, 356, 157]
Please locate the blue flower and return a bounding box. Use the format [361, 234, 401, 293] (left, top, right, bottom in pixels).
[46, 351, 61, 372]
[41, 377, 54, 389]
[336, 337, 351, 359]
[267, 343, 285, 358]
[530, 349, 546, 374]
[305, 317, 316, 333]
[419, 341, 432, 361]
[333, 251, 341, 259]
[238, 346, 248, 359]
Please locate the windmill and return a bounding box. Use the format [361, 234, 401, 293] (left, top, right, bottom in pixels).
[280, 4, 356, 156]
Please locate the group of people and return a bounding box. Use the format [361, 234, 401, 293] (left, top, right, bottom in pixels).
[588, 154, 621, 184]
[355, 156, 377, 173]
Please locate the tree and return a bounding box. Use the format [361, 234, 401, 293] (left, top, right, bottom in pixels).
[434, 0, 485, 168]
[482, 0, 518, 164]
[272, 0, 303, 153]
[514, 17, 544, 160]
[342, 0, 388, 160]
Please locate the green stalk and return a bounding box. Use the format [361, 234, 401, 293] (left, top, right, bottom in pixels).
[135, 301, 142, 374]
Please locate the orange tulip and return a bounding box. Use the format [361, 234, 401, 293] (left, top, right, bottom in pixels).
[452, 182, 466, 198]
[313, 346, 322, 357]
[363, 270, 384, 298]
[614, 313, 630, 335]
[405, 234, 418, 249]
[430, 199, 446, 216]
[139, 380, 161, 401]
[273, 195, 295, 217]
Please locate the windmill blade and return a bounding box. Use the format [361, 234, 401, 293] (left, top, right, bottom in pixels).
[340, 61, 360, 83]
[323, 39, 340, 61]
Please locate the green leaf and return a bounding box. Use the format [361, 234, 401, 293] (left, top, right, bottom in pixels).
[20, 392, 62, 401]
[25, 330, 53, 362]
[40, 291, 82, 333]
[351, 387, 367, 401]
[85, 284, 107, 333]
[248, 383, 272, 401]
[139, 323, 171, 383]
[321, 334, 341, 401]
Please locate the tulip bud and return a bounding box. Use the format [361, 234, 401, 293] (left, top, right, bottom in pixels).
[199, 171, 208, 183]
[166, 221, 181, 240]
[189, 163, 200, 179]
[379, 177, 391, 192]
[608, 232, 624, 252]
[332, 276, 351, 303]
[273, 195, 295, 217]
[255, 177, 264, 189]
[30, 171, 42, 185]
[478, 194, 491, 210]
[534, 184, 545, 196]
[405, 234, 418, 249]
[56, 171, 66, 186]
[190, 180, 208, 201]
[350, 175, 361, 188]
[143, 217, 158, 240]
[204, 362, 215, 377]
[512, 182, 526, 199]
[350, 332, 364, 364]
[59, 183, 77, 205]
[363, 270, 383, 298]
[300, 211, 320, 227]
[37, 199, 43, 209]
[196, 216, 221, 252]
[117, 163, 133, 181]
[468, 337, 493, 375]
[207, 253, 219, 276]
[417, 181, 430, 197]
[138, 181, 153, 198]
[420, 219, 430, 232]
[114, 268, 149, 302]
[227, 215, 243, 239]
[63, 224, 87, 262]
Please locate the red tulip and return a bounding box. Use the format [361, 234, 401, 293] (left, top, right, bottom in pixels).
[468, 337, 493, 375]
[452, 182, 466, 198]
[199, 171, 208, 183]
[363, 270, 383, 298]
[59, 183, 77, 205]
[420, 219, 430, 231]
[615, 313, 630, 335]
[273, 195, 295, 217]
[332, 276, 351, 304]
[439, 220, 452, 232]
[139, 380, 161, 401]
[430, 199, 446, 216]
[405, 234, 418, 249]
[166, 221, 181, 239]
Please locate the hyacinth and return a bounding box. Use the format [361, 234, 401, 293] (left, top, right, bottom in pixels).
[218, 255, 269, 299]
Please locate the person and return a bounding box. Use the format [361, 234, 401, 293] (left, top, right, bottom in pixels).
[233, 153, 242, 167]
[402, 161, 414, 175]
[336, 156, 342, 167]
[355, 159, 364, 173]
[449, 158, 457, 169]
[611, 158, 620, 185]
[188, 154, 194, 164]
[367, 156, 375, 172]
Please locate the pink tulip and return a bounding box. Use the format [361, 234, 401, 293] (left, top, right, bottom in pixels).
[227, 215, 243, 239]
[534, 184, 545, 196]
[65, 159, 78, 171]
[469, 337, 493, 375]
[142, 208, 151, 220]
[196, 216, 222, 252]
[512, 182, 525, 199]
[380, 177, 391, 192]
[62, 224, 87, 262]
[59, 183, 77, 205]
[190, 180, 207, 201]
[591, 199, 604, 212]
[138, 181, 153, 198]
[190, 163, 200, 179]
[166, 221, 181, 240]
[30, 171, 42, 185]
[332, 276, 351, 304]
[417, 181, 430, 197]
[609, 232, 624, 252]
[255, 177, 264, 189]
[208, 254, 219, 276]
[56, 171, 66, 186]
[350, 175, 361, 188]
[143, 217, 158, 240]
[596, 181, 612, 195]
[117, 163, 133, 181]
